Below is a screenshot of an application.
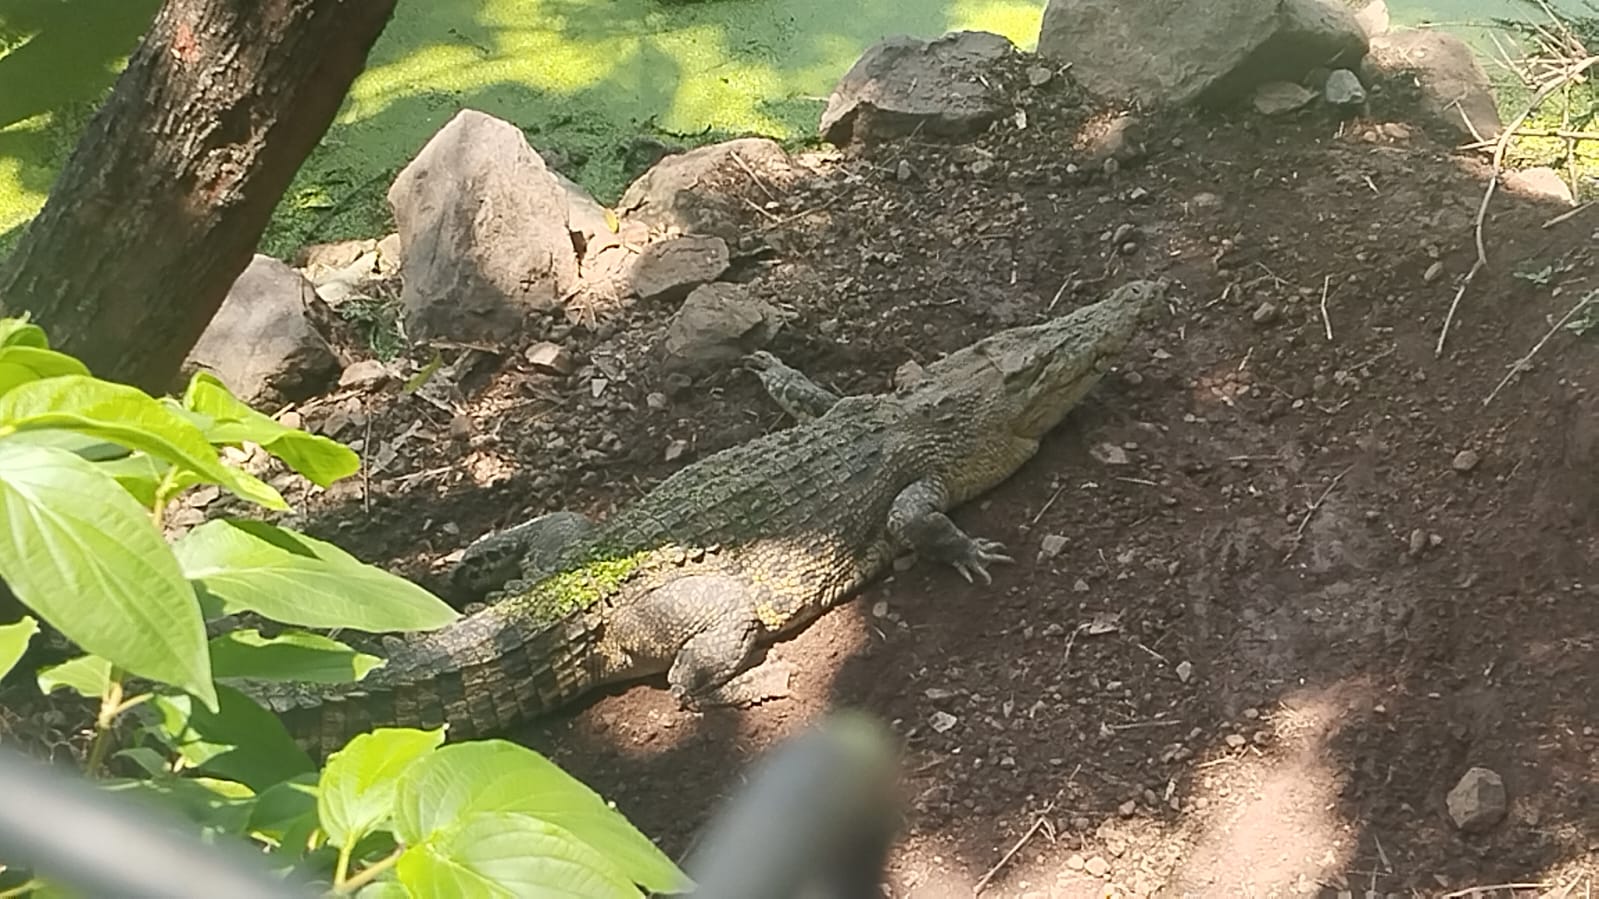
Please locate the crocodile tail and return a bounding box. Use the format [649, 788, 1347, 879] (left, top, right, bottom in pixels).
[250, 605, 609, 762]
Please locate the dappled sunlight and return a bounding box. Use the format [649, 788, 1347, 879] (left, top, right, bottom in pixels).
[946, 0, 1045, 50]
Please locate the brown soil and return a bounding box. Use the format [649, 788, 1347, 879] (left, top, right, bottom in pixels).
[21, 55, 1599, 898]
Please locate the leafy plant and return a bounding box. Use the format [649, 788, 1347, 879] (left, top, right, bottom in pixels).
[0, 314, 689, 897]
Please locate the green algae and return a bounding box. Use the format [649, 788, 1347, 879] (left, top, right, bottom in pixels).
[514, 547, 656, 622]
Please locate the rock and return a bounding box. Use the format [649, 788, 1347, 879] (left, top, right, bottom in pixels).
[1176, 660, 1194, 683]
[388, 110, 580, 341]
[1084, 856, 1110, 877]
[1092, 443, 1131, 465]
[1252, 302, 1281, 325]
[1027, 64, 1054, 87]
[375, 232, 403, 275]
[1323, 69, 1367, 106]
[1367, 29, 1502, 139]
[525, 341, 576, 376]
[820, 31, 1016, 146]
[1424, 261, 1445, 284]
[1224, 733, 1248, 749]
[1451, 449, 1481, 473]
[338, 359, 389, 390]
[618, 138, 798, 244]
[1253, 81, 1317, 115]
[1504, 167, 1575, 206]
[664, 439, 689, 462]
[183, 255, 340, 406]
[1407, 527, 1427, 558]
[629, 235, 730, 302]
[1446, 767, 1507, 832]
[294, 238, 377, 275]
[662, 283, 783, 371]
[894, 360, 927, 389]
[1040, 534, 1068, 559]
[928, 710, 958, 733]
[1081, 113, 1146, 166]
[1037, 0, 1367, 107]
[1352, 0, 1389, 38]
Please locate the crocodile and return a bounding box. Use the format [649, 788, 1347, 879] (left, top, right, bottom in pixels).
[251, 279, 1166, 759]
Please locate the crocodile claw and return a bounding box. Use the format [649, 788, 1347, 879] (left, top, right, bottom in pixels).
[951, 538, 1014, 585]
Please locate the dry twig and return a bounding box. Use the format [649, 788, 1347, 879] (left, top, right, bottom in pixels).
[1482, 289, 1599, 405]
[1282, 465, 1353, 562]
[1319, 274, 1334, 341]
[974, 803, 1055, 894]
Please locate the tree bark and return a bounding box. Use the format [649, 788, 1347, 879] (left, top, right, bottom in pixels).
[0, 0, 397, 393]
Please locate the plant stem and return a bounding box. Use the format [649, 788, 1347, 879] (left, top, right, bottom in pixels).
[0, 878, 43, 898]
[333, 842, 354, 888]
[83, 672, 125, 778]
[333, 847, 403, 895]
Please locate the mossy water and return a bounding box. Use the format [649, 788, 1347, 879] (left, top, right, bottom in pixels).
[0, 0, 1594, 258]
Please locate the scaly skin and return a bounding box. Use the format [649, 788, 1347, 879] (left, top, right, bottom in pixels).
[249, 280, 1166, 759]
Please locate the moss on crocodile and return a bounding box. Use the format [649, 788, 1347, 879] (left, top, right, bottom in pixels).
[514, 546, 659, 623]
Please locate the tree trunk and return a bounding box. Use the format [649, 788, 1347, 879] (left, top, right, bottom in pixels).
[0, 0, 397, 393]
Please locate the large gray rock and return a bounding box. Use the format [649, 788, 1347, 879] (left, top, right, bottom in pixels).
[1368, 29, 1503, 139]
[618, 138, 798, 244]
[662, 283, 783, 371]
[820, 31, 1016, 147]
[629, 235, 730, 303]
[1037, 0, 1368, 107]
[184, 255, 341, 406]
[388, 110, 580, 341]
[1446, 767, 1507, 833]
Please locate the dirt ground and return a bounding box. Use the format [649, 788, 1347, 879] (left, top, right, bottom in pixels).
[19, 53, 1599, 897]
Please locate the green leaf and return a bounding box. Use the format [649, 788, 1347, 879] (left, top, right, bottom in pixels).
[0, 375, 287, 511]
[0, 346, 91, 398]
[0, 615, 37, 681]
[181, 373, 360, 488]
[398, 812, 641, 899]
[0, 317, 48, 348]
[248, 772, 320, 852]
[356, 883, 412, 899]
[37, 653, 112, 698]
[102, 774, 257, 837]
[320, 727, 446, 850]
[90, 452, 187, 508]
[394, 742, 691, 894]
[0, 444, 215, 707]
[210, 629, 385, 684]
[151, 684, 314, 791]
[174, 520, 458, 633]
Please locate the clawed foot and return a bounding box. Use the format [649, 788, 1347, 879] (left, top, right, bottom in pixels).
[948, 537, 1015, 585]
[673, 662, 796, 710]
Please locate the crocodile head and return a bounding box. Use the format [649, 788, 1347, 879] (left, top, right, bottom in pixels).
[919, 279, 1166, 439]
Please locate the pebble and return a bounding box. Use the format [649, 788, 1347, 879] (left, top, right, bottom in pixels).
[1112, 223, 1136, 244]
[1072, 578, 1090, 593]
[1039, 534, 1068, 559]
[1027, 64, 1054, 87]
[871, 600, 890, 618]
[1065, 853, 1085, 871]
[1424, 261, 1445, 284]
[896, 159, 914, 182]
[1446, 767, 1507, 832]
[1175, 660, 1194, 683]
[1251, 302, 1280, 325]
[1118, 799, 1137, 817]
[646, 391, 669, 410]
[928, 711, 958, 733]
[1123, 370, 1144, 386]
[1323, 69, 1367, 107]
[1127, 186, 1150, 203]
[338, 359, 389, 389]
[1092, 443, 1131, 465]
[664, 439, 688, 462]
[1408, 528, 1428, 558]
[1224, 733, 1247, 749]
[1452, 449, 1481, 473]
[1085, 856, 1110, 877]
[526, 341, 576, 375]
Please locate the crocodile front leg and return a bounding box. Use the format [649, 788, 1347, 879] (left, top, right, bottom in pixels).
[744, 351, 842, 422]
[452, 510, 597, 600]
[888, 480, 1015, 584]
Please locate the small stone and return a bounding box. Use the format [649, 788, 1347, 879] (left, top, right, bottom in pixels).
[526, 341, 576, 375]
[1084, 856, 1110, 877]
[1118, 799, 1137, 816]
[1424, 261, 1445, 284]
[1191, 191, 1222, 209]
[928, 711, 958, 733]
[872, 600, 891, 618]
[338, 359, 389, 389]
[969, 158, 995, 176]
[1027, 64, 1054, 87]
[664, 439, 689, 462]
[924, 687, 957, 701]
[1123, 370, 1144, 386]
[1073, 578, 1090, 593]
[1091, 443, 1131, 465]
[896, 159, 914, 182]
[1224, 733, 1247, 749]
[1252, 81, 1316, 115]
[590, 377, 609, 398]
[1323, 69, 1367, 107]
[646, 391, 669, 410]
[277, 410, 303, 430]
[1408, 528, 1428, 558]
[448, 414, 473, 439]
[1446, 767, 1507, 832]
[1065, 853, 1086, 871]
[1452, 449, 1481, 473]
[1112, 223, 1136, 244]
[1251, 302, 1280, 325]
[1175, 660, 1194, 683]
[1040, 534, 1068, 559]
[1127, 186, 1150, 203]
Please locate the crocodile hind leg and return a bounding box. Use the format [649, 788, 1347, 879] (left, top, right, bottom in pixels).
[888, 479, 1017, 585]
[744, 351, 842, 422]
[614, 574, 794, 708]
[451, 510, 597, 601]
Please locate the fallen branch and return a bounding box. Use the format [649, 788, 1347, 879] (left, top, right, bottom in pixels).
[1282, 466, 1353, 562]
[974, 803, 1054, 894]
[1482, 289, 1599, 406]
[1318, 274, 1334, 342]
